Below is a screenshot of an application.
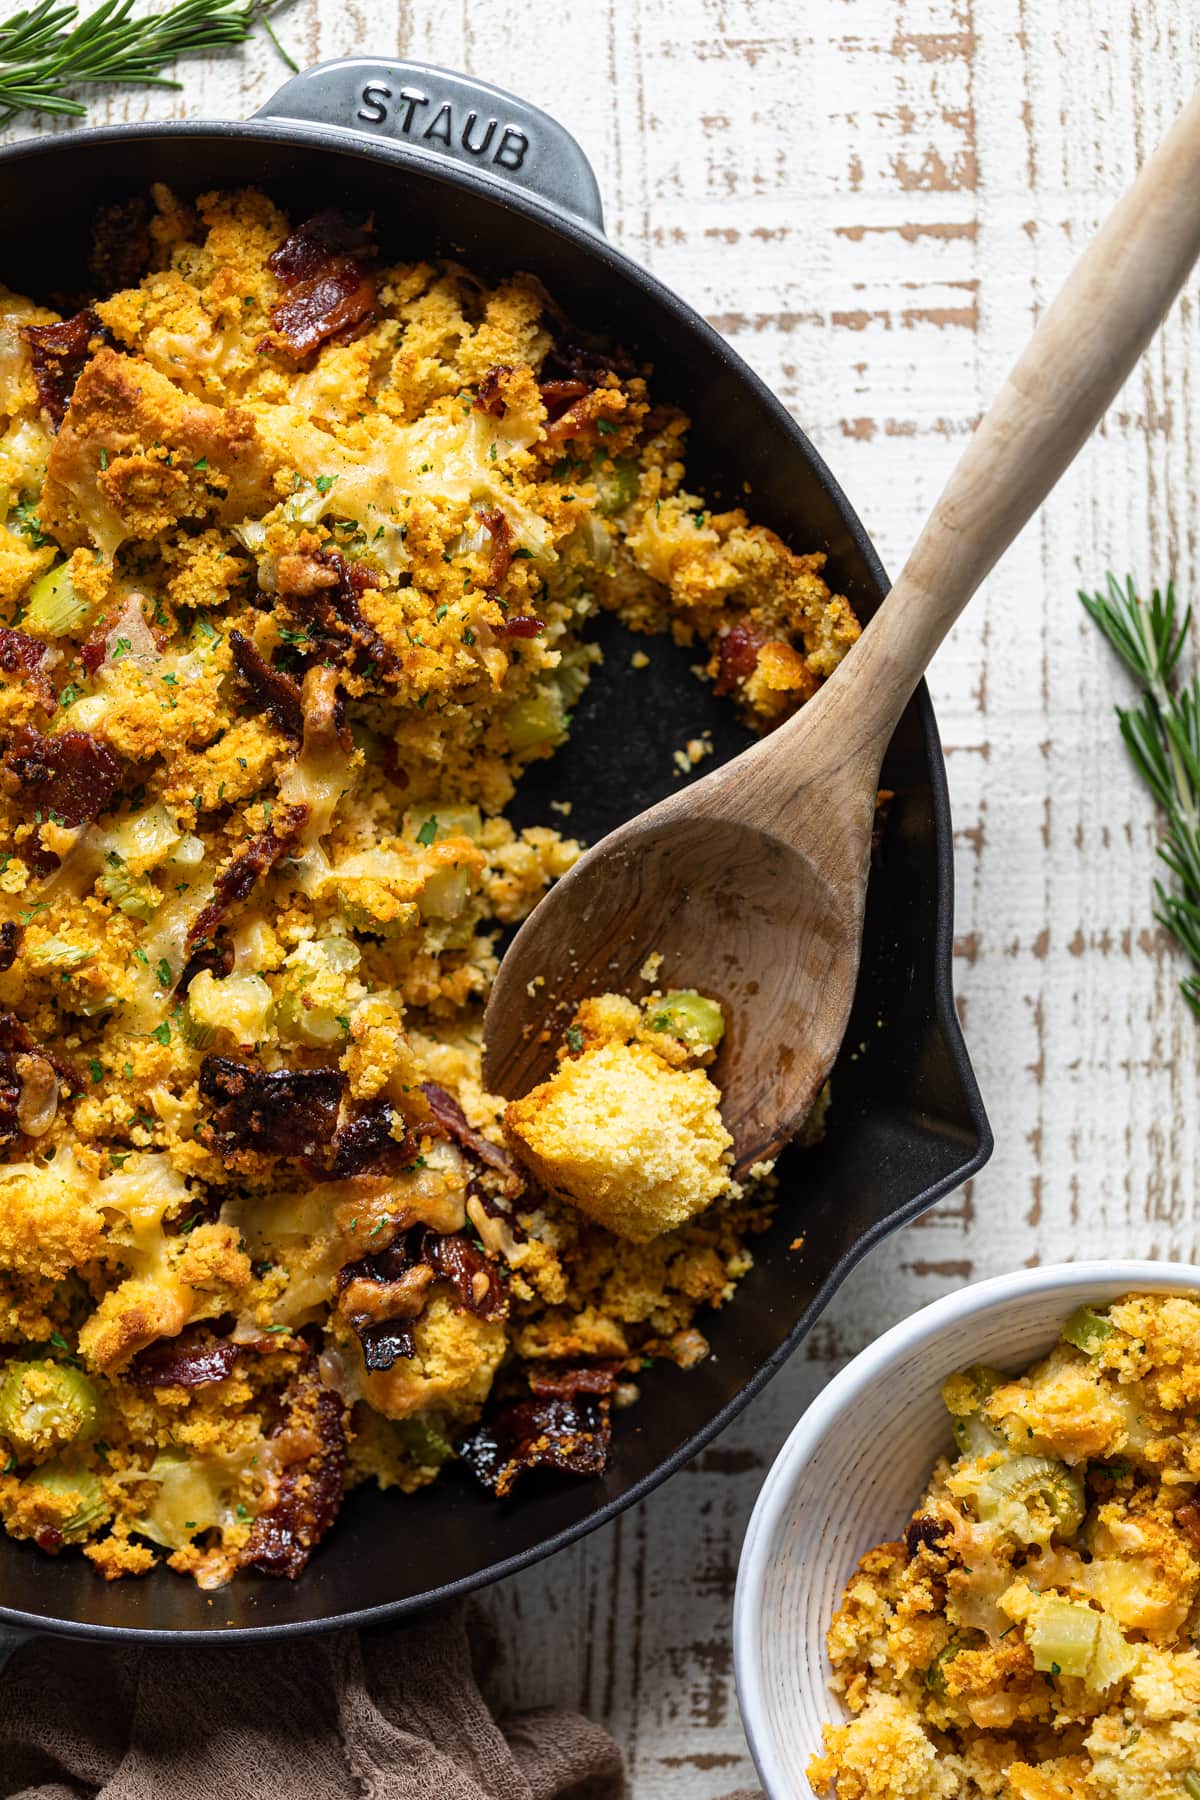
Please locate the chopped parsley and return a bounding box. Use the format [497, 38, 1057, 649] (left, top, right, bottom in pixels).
[415, 815, 438, 847]
[565, 1025, 585, 1053]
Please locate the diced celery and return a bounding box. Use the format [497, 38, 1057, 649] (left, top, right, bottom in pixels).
[972, 1454, 1085, 1544]
[72, 990, 122, 1018]
[404, 805, 483, 844]
[24, 562, 87, 637]
[644, 989, 725, 1049]
[136, 1454, 221, 1549]
[112, 804, 181, 872]
[924, 1640, 962, 1693]
[28, 1460, 106, 1539]
[593, 457, 639, 517]
[503, 686, 565, 750]
[1061, 1306, 1115, 1356]
[1088, 1610, 1137, 1692]
[277, 936, 359, 1045]
[943, 1365, 1008, 1459]
[168, 834, 205, 869]
[97, 855, 156, 921]
[1183, 1772, 1200, 1800]
[184, 970, 274, 1047]
[420, 861, 474, 921]
[1027, 1595, 1099, 1679]
[26, 937, 92, 970]
[0, 1360, 99, 1460]
[952, 1413, 1005, 1459]
[336, 886, 419, 939]
[394, 1417, 455, 1467]
[319, 935, 360, 975]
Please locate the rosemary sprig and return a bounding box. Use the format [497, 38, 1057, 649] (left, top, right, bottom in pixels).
[0, 0, 294, 129]
[1082, 572, 1200, 1014]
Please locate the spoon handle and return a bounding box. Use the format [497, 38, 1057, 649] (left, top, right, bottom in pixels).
[803, 81, 1200, 769]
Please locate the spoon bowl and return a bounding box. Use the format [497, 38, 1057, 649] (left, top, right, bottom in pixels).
[484, 800, 867, 1175]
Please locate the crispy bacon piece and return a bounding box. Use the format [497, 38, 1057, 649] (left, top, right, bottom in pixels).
[174, 939, 234, 998]
[1, 723, 121, 828]
[22, 309, 101, 428]
[537, 377, 588, 423]
[459, 1364, 616, 1498]
[268, 210, 374, 284]
[79, 623, 109, 678]
[0, 1011, 80, 1089]
[713, 621, 769, 697]
[527, 1362, 623, 1399]
[199, 1058, 343, 1163]
[326, 1096, 416, 1180]
[545, 395, 613, 445]
[0, 628, 55, 712]
[279, 551, 396, 679]
[542, 341, 637, 387]
[336, 1245, 432, 1372]
[475, 506, 513, 599]
[0, 1055, 19, 1142]
[268, 262, 376, 357]
[186, 802, 308, 949]
[0, 1011, 79, 1140]
[904, 1514, 952, 1559]
[474, 364, 515, 417]
[1176, 1501, 1200, 1550]
[336, 1224, 507, 1371]
[240, 1360, 346, 1578]
[229, 630, 303, 739]
[126, 1325, 239, 1390]
[417, 1227, 506, 1321]
[264, 213, 376, 362]
[420, 1080, 517, 1181]
[0, 922, 18, 973]
[498, 615, 544, 640]
[198, 1058, 413, 1178]
[90, 198, 152, 294]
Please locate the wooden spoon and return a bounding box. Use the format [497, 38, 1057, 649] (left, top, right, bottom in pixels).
[483, 87, 1200, 1178]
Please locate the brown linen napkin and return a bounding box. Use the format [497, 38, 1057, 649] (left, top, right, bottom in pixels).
[0, 1605, 635, 1800]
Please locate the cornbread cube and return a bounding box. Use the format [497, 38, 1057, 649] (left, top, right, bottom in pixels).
[503, 1036, 733, 1243]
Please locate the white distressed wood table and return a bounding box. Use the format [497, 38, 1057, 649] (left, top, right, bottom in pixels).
[6, 0, 1200, 1791]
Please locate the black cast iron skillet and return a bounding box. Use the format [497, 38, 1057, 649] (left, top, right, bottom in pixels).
[0, 59, 991, 1642]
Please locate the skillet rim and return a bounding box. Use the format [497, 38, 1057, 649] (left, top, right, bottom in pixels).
[0, 115, 992, 1641]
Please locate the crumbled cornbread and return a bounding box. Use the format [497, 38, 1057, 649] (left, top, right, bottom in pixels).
[0, 189, 855, 1586]
[812, 1294, 1200, 1799]
[504, 994, 733, 1243]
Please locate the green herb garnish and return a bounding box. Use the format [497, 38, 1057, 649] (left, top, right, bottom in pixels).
[1083, 574, 1200, 1013]
[0, 0, 294, 130]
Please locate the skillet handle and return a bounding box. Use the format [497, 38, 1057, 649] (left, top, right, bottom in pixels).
[253, 57, 605, 234]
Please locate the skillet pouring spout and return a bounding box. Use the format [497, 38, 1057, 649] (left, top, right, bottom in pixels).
[482, 804, 869, 1177]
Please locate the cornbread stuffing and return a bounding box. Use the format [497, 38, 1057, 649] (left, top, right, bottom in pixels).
[0, 188, 859, 1586]
[812, 1294, 1200, 1800]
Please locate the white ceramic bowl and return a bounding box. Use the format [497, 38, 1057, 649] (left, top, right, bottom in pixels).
[733, 1259, 1200, 1799]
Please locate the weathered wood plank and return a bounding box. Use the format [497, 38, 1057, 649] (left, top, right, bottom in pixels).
[6, 2, 1200, 1790]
